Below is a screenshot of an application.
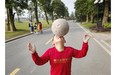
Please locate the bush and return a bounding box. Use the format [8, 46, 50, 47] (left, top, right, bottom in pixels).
[104, 22, 111, 30]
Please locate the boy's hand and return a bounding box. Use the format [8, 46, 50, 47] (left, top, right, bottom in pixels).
[83, 34, 91, 43]
[27, 43, 36, 54]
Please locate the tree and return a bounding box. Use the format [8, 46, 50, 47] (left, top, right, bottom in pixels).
[64, 6, 69, 19]
[102, 0, 110, 28]
[74, 0, 111, 31]
[86, 0, 97, 23]
[47, 1, 54, 21]
[52, 0, 66, 18]
[6, 7, 10, 31]
[38, 0, 52, 24]
[28, 1, 34, 21]
[70, 12, 75, 20]
[5, 0, 28, 32]
[6, 0, 16, 31]
[74, 0, 87, 22]
[15, 7, 25, 22]
[32, 0, 39, 24]
[74, 0, 97, 23]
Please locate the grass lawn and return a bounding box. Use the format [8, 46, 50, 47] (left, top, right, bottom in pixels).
[82, 22, 111, 31]
[5, 20, 52, 40]
[81, 22, 96, 29]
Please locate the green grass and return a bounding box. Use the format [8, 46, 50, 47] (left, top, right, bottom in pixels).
[81, 22, 96, 29]
[5, 20, 52, 40]
[5, 30, 29, 40]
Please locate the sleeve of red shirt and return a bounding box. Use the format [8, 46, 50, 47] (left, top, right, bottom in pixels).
[31, 50, 50, 65]
[72, 42, 88, 58]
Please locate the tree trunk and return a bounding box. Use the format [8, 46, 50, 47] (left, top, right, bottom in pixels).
[9, 7, 17, 32]
[102, 0, 109, 28]
[17, 15, 21, 22]
[86, 14, 89, 23]
[44, 10, 49, 25]
[52, 12, 54, 22]
[6, 8, 10, 31]
[30, 14, 33, 21]
[90, 14, 94, 23]
[33, 0, 39, 24]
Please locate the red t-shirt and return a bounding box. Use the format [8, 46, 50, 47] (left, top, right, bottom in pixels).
[39, 23, 42, 29]
[32, 42, 88, 75]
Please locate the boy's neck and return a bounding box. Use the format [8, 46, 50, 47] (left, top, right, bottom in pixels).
[55, 44, 65, 52]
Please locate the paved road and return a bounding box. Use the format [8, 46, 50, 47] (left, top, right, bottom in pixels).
[6, 21, 111, 75]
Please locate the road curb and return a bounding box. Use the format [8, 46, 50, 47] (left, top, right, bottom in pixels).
[77, 23, 111, 55]
[77, 23, 111, 45]
[5, 33, 33, 43]
[5, 26, 52, 43]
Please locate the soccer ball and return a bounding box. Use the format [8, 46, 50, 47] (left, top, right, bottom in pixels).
[51, 19, 69, 36]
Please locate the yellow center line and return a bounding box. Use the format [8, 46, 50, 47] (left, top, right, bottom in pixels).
[9, 68, 20, 75]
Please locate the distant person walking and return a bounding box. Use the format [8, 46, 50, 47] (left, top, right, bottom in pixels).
[36, 22, 43, 34]
[36, 22, 39, 34]
[28, 20, 34, 33]
[34, 23, 37, 33]
[38, 22, 43, 34]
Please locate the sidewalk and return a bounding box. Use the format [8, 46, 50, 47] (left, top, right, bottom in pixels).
[91, 31, 111, 45]
[78, 22, 111, 49]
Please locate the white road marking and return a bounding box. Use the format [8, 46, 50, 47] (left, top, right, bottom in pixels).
[9, 68, 20, 75]
[100, 40, 111, 48]
[78, 23, 91, 33]
[78, 23, 111, 55]
[45, 37, 53, 45]
[93, 38, 111, 55]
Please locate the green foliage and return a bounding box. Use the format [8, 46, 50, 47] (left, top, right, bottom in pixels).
[74, 0, 97, 22]
[5, 0, 29, 31]
[38, 0, 51, 12]
[37, 0, 69, 19]
[64, 6, 69, 18]
[6, 0, 28, 9]
[104, 22, 111, 30]
[52, 0, 66, 18]
[69, 12, 75, 20]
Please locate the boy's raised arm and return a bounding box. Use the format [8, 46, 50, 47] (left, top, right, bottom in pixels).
[27, 43, 36, 54]
[27, 43, 49, 65]
[72, 34, 91, 58]
[83, 34, 91, 43]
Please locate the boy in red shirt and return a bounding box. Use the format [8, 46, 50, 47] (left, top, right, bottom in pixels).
[27, 34, 90, 75]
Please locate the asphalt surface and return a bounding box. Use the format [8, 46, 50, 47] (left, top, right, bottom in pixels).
[5, 21, 111, 75]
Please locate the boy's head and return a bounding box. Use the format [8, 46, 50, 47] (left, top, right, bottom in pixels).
[52, 35, 66, 45]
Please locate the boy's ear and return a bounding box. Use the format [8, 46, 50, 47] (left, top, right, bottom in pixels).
[63, 37, 66, 43]
[64, 39, 66, 43]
